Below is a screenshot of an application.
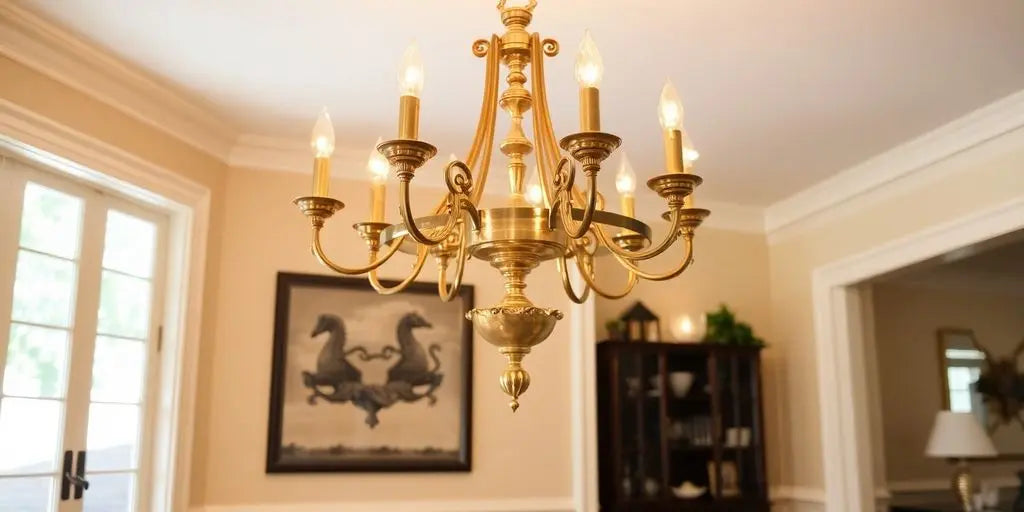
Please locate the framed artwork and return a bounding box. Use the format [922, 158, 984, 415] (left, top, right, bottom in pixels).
[266, 272, 473, 472]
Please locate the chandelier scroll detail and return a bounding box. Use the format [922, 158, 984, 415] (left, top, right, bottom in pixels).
[293, 0, 709, 412]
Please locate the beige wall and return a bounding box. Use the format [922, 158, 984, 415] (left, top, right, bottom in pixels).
[871, 283, 1024, 482]
[0, 55, 230, 506]
[198, 167, 574, 505]
[767, 127, 1024, 490]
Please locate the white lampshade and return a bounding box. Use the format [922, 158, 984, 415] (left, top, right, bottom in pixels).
[925, 411, 997, 458]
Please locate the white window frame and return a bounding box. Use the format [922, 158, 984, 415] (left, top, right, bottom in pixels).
[1, 102, 211, 512]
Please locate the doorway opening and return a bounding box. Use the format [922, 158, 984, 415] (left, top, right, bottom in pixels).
[812, 198, 1024, 511]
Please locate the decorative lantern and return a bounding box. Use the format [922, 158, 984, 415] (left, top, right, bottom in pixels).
[620, 301, 660, 342]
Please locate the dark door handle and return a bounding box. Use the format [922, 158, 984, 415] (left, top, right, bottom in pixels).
[72, 450, 89, 499]
[59, 451, 73, 500]
[64, 472, 89, 490]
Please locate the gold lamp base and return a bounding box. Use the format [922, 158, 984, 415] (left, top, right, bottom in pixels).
[951, 460, 976, 512]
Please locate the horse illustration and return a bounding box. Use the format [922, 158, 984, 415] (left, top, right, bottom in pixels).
[298, 311, 446, 428]
[301, 314, 362, 404]
[386, 312, 444, 404]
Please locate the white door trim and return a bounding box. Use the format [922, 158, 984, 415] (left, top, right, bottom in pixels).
[568, 271, 598, 512]
[811, 196, 1024, 511]
[0, 99, 212, 512]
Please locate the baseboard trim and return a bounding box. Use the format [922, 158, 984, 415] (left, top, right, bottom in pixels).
[189, 498, 576, 512]
[770, 486, 827, 504]
[887, 477, 1019, 494]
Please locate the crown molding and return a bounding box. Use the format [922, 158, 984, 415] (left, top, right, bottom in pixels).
[228, 134, 372, 176]
[0, 2, 238, 160]
[765, 89, 1024, 240]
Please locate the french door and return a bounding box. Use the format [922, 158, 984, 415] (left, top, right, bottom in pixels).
[0, 159, 166, 512]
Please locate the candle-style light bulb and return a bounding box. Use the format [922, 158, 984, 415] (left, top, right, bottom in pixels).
[526, 168, 544, 207]
[398, 42, 425, 98]
[575, 30, 603, 88]
[310, 107, 335, 158]
[615, 152, 636, 195]
[576, 30, 603, 132]
[397, 42, 424, 139]
[367, 136, 389, 182]
[367, 137, 389, 222]
[658, 80, 684, 131]
[309, 107, 335, 196]
[682, 132, 700, 164]
[615, 152, 636, 218]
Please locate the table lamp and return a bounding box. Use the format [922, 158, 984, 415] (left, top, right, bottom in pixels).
[925, 411, 998, 511]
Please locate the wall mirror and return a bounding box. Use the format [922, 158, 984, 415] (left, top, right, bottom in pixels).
[937, 328, 1024, 457]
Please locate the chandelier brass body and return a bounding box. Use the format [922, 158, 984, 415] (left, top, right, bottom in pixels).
[294, 0, 709, 411]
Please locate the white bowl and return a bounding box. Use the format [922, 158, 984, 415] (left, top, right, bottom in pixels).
[672, 481, 706, 499]
[669, 372, 695, 398]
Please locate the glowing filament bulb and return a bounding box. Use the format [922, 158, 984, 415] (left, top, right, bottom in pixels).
[526, 168, 544, 206]
[615, 152, 637, 195]
[682, 132, 700, 164]
[575, 30, 604, 88]
[367, 137, 389, 182]
[310, 107, 335, 158]
[398, 42, 425, 97]
[658, 80, 684, 131]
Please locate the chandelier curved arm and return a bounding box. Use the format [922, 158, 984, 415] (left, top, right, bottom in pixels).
[530, 33, 588, 207]
[548, 158, 598, 239]
[555, 252, 591, 304]
[368, 243, 430, 295]
[310, 226, 404, 275]
[606, 232, 696, 281]
[592, 208, 686, 261]
[573, 245, 639, 299]
[437, 225, 470, 302]
[466, 34, 501, 205]
[397, 161, 480, 246]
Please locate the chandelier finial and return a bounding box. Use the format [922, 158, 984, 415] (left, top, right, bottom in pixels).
[497, 0, 537, 12]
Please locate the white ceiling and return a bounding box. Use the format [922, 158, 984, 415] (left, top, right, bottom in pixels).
[15, 0, 1024, 206]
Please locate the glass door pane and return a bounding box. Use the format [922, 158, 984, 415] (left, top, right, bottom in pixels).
[714, 351, 763, 501]
[664, 349, 713, 503]
[0, 181, 83, 512]
[617, 349, 665, 501]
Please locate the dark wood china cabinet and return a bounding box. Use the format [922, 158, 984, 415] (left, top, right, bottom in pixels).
[597, 341, 769, 511]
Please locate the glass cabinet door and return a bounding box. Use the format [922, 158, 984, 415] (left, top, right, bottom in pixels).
[614, 349, 665, 501]
[713, 351, 766, 501]
[662, 350, 714, 503]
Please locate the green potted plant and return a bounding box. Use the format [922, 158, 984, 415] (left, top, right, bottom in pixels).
[704, 304, 765, 347]
[605, 319, 626, 341]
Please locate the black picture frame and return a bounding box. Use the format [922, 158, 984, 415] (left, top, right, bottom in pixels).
[266, 272, 473, 472]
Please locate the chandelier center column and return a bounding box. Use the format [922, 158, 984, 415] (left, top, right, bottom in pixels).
[498, 5, 535, 204]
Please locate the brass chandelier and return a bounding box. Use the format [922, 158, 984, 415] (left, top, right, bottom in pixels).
[294, 0, 709, 411]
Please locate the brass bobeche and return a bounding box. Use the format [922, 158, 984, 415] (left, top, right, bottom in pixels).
[295, 0, 710, 410]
